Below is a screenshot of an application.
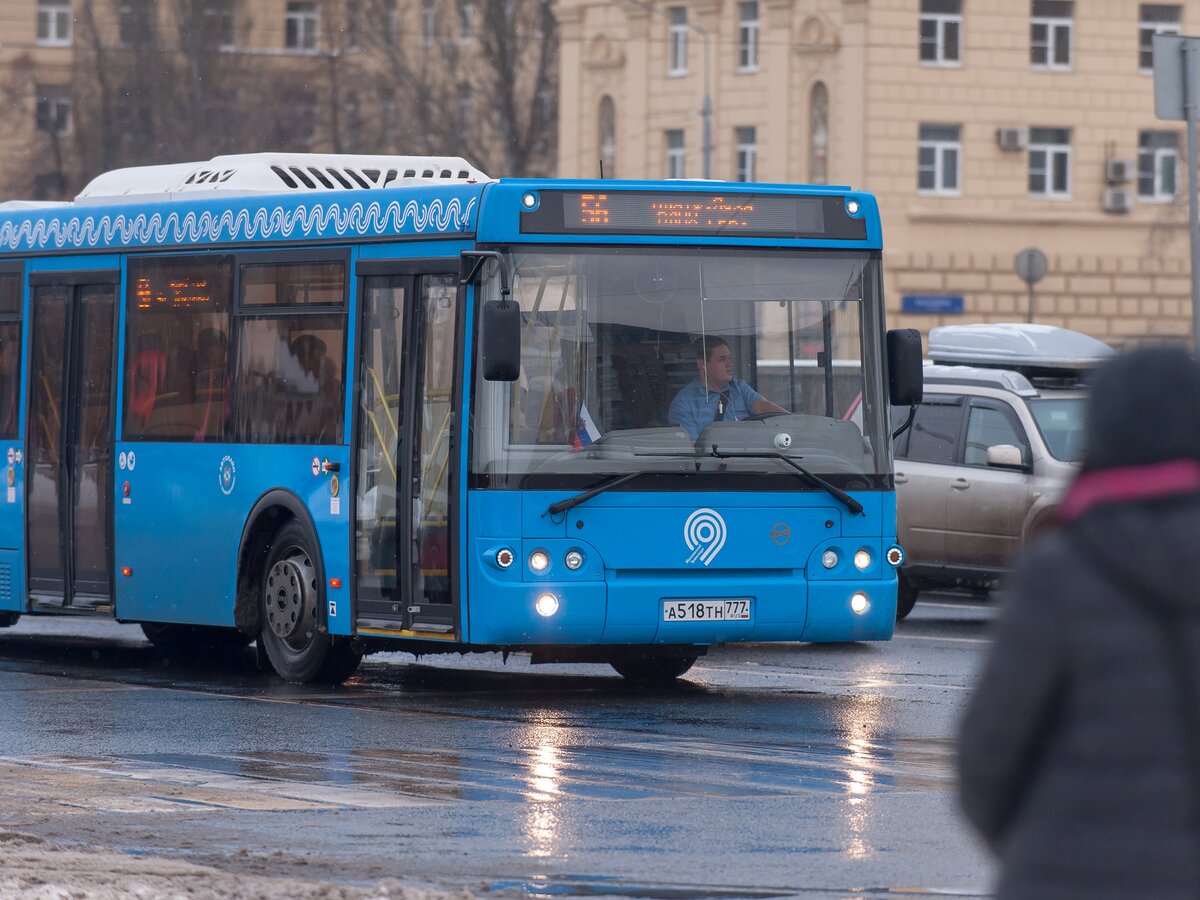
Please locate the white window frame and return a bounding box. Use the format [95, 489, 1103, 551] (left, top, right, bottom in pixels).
[666, 129, 686, 179]
[738, 1, 759, 73]
[285, 1, 319, 51]
[917, 125, 961, 196]
[36, 0, 71, 47]
[668, 6, 688, 77]
[735, 127, 757, 182]
[204, 0, 236, 50]
[1139, 132, 1179, 201]
[1139, 5, 1181, 74]
[919, 3, 961, 67]
[1028, 129, 1071, 199]
[1031, 4, 1073, 71]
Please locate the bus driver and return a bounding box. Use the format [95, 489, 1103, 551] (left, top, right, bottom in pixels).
[669, 337, 786, 440]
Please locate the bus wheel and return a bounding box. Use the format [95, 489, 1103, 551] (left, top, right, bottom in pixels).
[260, 521, 362, 684]
[609, 654, 697, 683]
[896, 570, 919, 621]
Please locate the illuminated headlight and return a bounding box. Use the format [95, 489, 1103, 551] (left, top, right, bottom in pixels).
[529, 550, 550, 573]
[564, 549, 584, 570]
[850, 592, 870, 615]
[853, 549, 871, 571]
[535, 593, 560, 617]
[496, 548, 515, 569]
[822, 550, 839, 569]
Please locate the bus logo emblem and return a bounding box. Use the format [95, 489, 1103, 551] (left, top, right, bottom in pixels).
[218, 455, 237, 495]
[684, 508, 727, 566]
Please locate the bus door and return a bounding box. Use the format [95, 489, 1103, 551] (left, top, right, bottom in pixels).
[355, 266, 460, 635]
[26, 275, 117, 610]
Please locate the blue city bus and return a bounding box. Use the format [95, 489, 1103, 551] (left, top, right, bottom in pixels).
[0, 153, 922, 683]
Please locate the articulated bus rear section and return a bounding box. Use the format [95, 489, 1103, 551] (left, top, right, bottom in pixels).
[0, 154, 921, 684]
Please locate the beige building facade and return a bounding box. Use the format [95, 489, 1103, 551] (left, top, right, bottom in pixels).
[556, 0, 1197, 344]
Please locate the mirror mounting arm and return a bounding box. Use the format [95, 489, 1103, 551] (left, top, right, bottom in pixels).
[892, 404, 917, 440]
[460, 250, 511, 305]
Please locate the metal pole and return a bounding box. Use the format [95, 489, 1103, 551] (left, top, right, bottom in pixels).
[701, 32, 712, 180]
[1187, 42, 1200, 352]
[1027, 283, 1035, 324]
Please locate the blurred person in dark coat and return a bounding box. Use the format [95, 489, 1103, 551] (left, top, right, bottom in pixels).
[959, 345, 1200, 900]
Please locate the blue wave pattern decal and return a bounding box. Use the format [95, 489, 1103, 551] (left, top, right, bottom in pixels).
[0, 193, 479, 253]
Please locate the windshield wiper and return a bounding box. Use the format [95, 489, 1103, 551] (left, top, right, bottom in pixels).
[544, 471, 647, 517]
[708, 445, 864, 516]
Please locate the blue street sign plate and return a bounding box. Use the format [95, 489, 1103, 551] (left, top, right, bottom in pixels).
[902, 294, 964, 314]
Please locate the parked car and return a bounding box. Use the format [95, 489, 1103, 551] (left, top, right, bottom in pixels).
[892, 324, 1115, 619]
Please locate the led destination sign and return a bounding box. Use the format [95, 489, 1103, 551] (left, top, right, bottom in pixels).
[520, 190, 867, 240]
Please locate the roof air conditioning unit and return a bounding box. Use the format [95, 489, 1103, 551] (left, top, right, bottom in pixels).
[1105, 159, 1134, 185]
[1102, 187, 1134, 214]
[996, 127, 1028, 152]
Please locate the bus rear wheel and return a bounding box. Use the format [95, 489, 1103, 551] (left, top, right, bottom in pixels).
[609, 654, 697, 683]
[260, 520, 362, 684]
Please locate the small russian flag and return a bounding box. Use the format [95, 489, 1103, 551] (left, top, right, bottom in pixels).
[572, 403, 602, 451]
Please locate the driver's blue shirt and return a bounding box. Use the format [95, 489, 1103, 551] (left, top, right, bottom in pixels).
[668, 378, 763, 440]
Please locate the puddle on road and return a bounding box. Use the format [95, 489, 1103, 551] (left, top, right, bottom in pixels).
[486, 875, 987, 899]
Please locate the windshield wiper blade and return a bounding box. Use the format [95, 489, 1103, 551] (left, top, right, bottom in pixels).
[708, 446, 864, 516]
[545, 471, 647, 517]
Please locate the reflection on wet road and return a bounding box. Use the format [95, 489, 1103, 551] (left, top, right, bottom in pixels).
[0, 596, 996, 898]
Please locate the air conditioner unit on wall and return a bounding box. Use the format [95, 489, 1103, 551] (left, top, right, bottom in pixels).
[1102, 187, 1134, 213]
[996, 127, 1028, 152]
[1105, 159, 1135, 184]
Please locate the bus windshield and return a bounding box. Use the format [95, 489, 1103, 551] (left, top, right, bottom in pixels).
[472, 247, 890, 489]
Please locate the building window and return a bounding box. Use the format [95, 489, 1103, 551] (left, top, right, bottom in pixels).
[345, 0, 360, 50]
[421, 0, 437, 46]
[36, 85, 71, 136]
[735, 126, 756, 181]
[738, 1, 759, 72]
[285, 1, 319, 50]
[1031, 1, 1073, 70]
[118, 0, 154, 45]
[918, 123, 961, 195]
[1140, 5, 1181, 72]
[1028, 127, 1071, 198]
[36, 0, 71, 46]
[1139, 130, 1179, 200]
[202, 0, 236, 49]
[668, 6, 688, 76]
[599, 95, 616, 178]
[919, 0, 961, 66]
[459, 0, 474, 42]
[666, 129, 685, 178]
[809, 82, 828, 184]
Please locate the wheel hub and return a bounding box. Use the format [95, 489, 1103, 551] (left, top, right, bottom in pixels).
[264, 550, 315, 642]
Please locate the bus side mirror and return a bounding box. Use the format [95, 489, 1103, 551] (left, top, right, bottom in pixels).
[887, 328, 924, 406]
[481, 300, 520, 381]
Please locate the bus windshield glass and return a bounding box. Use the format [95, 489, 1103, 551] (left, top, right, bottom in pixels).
[472, 247, 889, 489]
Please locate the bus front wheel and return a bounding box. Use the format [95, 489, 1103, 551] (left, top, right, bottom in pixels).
[896, 570, 919, 621]
[260, 520, 362, 684]
[609, 654, 697, 683]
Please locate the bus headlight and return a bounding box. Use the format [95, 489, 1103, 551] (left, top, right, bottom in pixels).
[535, 593, 560, 617]
[564, 549, 584, 570]
[853, 549, 871, 570]
[529, 550, 550, 573]
[822, 550, 838, 569]
[850, 592, 869, 615]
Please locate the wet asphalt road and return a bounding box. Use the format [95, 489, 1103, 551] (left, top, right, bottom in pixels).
[0, 596, 996, 899]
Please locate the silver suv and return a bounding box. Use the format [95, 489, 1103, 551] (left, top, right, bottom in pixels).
[893, 324, 1114, 618]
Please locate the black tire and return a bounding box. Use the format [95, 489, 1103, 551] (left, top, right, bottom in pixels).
[0, 611, 18, 628]
[896, 569, 919, 621]
[610, 654, 698, 683]
[260, 520, 362, 684]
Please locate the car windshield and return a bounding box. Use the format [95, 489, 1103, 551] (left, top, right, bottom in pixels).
[471, 246, 890, 489]
[1027, 396, 1087, 462]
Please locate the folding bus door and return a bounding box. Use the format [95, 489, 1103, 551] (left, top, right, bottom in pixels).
[354, 265, 460, 635]
[26, 276, 117, 610]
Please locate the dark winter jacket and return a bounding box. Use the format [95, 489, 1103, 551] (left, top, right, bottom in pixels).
[959, 485, 1200, 900]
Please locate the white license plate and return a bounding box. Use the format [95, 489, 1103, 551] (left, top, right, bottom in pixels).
[662, 599, 751, 622]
